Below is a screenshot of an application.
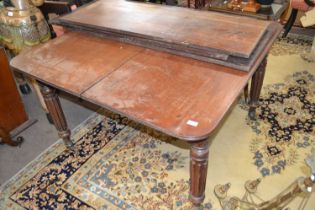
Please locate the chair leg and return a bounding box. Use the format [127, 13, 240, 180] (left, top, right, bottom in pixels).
[282, 9, 298, 38]
[0, 127, 24, 146]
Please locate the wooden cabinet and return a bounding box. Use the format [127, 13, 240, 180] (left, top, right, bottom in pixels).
[0, 47, 28, 145]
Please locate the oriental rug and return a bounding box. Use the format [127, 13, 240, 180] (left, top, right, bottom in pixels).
[0, 35, 315, 210]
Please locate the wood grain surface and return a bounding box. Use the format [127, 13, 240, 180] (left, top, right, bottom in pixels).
[82, 49, 252, 140]
[0, 47, 28, 132]
[10, 32, 143, 96]
[10, 24, 280, 141]
[58, 0, 270, 59]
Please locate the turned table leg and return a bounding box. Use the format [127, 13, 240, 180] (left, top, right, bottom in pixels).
[248, 57, 267, 120]
[189, 138, 209, 208]
[40, 85, 74, 150]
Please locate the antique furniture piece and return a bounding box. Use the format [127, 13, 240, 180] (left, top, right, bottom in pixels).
[0, 47, 33, 146]
[53, 0, 279, 72]
[10, 0, 281, 207]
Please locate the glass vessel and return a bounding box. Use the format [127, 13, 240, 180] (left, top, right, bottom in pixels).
[0, 5, 50, 54]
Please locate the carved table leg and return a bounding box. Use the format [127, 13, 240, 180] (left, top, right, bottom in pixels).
[248, 57, 267, 120]
[40, 85, 74, 150]
[189, 138, 210, 208]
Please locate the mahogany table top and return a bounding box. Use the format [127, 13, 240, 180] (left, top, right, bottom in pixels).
[11, 30, 278, 140]
[10, 32, 143, 96]
[59, 0, 269, 58]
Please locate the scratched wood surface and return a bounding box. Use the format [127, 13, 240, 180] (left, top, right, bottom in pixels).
[10, 23, 280, 140]
[10, 32, 143, 96]
[82, 49, 252, 140]
[57, 0, 271, 60]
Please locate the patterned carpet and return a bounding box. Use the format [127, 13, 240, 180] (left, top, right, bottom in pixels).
[0, 35, 314, 210]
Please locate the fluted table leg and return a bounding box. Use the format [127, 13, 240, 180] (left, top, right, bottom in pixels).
[189, 138, 210, 208]
[249, 57, 267, 120]
[40, 85, 74, 150]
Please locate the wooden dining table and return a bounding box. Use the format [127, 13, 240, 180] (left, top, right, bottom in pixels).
[10, 0, 282, 207]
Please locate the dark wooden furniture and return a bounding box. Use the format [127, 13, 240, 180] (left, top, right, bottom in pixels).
[53, 0, 279, 71]
[0, 47, 28, 146]
[10, 0, 281, 207]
